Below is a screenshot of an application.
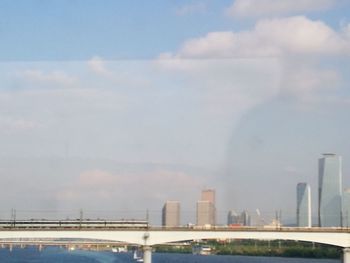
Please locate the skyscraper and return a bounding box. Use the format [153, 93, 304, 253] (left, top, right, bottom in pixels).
[227, 210, 240, 225]
[296, 183, 311, 227]
[162, 201, 180, 227]
[343, 189, 350, 228]
[201, 189, 215, 204]
[227, 210, 251, 226]
[237, 210, 250, 226]
[196, 189, 216, 226]
[318, 153, 343, 227]
[196, 201, 215, 226]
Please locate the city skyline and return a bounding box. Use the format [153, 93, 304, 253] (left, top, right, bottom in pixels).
[0, 152, 348, 228]
[0, 1, 349, 226]
[159, 153, 347, 227]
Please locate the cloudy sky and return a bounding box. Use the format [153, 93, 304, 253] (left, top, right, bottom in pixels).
[0, 0, 349, 225]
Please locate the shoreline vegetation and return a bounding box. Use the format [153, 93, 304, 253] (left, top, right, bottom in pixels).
[154, 240, 341, 259]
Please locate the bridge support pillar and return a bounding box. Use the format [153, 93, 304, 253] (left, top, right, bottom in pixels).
[143, 246, 152, 263]
[343, 248, 350, 263]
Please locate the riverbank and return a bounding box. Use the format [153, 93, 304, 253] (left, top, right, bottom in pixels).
[154, 240, 341, 259]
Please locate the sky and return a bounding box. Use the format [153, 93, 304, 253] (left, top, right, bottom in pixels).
[0, 0, 350, 225]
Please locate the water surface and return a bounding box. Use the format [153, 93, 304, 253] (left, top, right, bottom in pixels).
[0, 247, 340, 262]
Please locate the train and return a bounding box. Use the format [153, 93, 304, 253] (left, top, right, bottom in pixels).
[0, 219, 149, 229]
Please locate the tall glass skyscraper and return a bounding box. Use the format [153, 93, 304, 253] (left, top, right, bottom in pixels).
[318, 153, 342, 227]
[343, 188, 350, 228]
[296, 183, 311, 227]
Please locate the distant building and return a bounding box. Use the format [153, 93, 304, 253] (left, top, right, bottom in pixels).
[240, 210, 251, 226]
[227, 210, 240, 225]
[196, 201, 215, 226]
[297, 183, 312, 227]
[318, 153, 343, 227]
[201, 189, 215, 204]
[227, 210, 250, 226]
[264, 219, 281, 229]
[162, 201, 180, 227]
[343, 189, 350, 228]
[196, 189, 216, 226]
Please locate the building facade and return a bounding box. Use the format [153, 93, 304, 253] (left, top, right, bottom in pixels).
[227, 210, 240, 225]
[343, 189, 350, 228]
[162, 201, 180, 227]
[227, 210, 251, 226]
[201, 189, 215, 204]
[196, 201, 215, 226]
[318, 153, 343, 227]
[296, 183, 312, 227]
[196, 189, 216, 226]
[240, 210, 251, 226]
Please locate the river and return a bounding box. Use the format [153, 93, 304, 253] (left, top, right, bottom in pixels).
[0, 247, 341, 262]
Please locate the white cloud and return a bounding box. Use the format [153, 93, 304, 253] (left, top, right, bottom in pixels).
[155, 57, 281, 119]
[175, 2, 207, 16]
[158, 17, 348, 105]
[88, 56, 111, 76]
[227, 0, 336, 18]
[166, 16, 349, 58]
[20, 69, 77, 87]
[0, 116, 42, 132]
[87, 57, 154, 89]
[344, 23, 350, 39]
[56, 169, 201, 213]
[282, 65, 340, 98]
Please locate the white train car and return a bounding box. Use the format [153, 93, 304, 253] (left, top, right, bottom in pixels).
[0, 219, 149, 229]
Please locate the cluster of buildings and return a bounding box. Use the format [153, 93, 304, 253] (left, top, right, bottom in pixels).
[162, 153, 348, 228]
[227, 210, 251, 226]
[162, 189, 253, 228]
[162, 189, 216, 227]
[297, 153, 350, 227]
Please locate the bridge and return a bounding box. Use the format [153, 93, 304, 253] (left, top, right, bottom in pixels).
[1, 227, 350, 263]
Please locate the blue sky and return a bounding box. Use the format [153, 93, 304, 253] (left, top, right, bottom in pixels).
[0, 0, 349, 225]
[0, 0, 231, 59]
[1, 0, 348, 60]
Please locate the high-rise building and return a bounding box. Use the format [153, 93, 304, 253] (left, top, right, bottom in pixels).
[196, 201, 215, 226]
[162, 201, 180, 227]
[196, 189, 216, 226]
[227, 210, 251, 226]
[227, 210, 240, 225]
[240, 210, 251, 226]
[296, 183, 312, 227]
[343, 189, 350, 228]
[201, 189, 215, 204]
[318, 153, 343, 227]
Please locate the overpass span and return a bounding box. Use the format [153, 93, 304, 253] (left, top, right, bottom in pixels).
[1, 227, 350, 262]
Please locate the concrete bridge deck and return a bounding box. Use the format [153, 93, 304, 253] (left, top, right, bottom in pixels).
[1, 227, 350, 263]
